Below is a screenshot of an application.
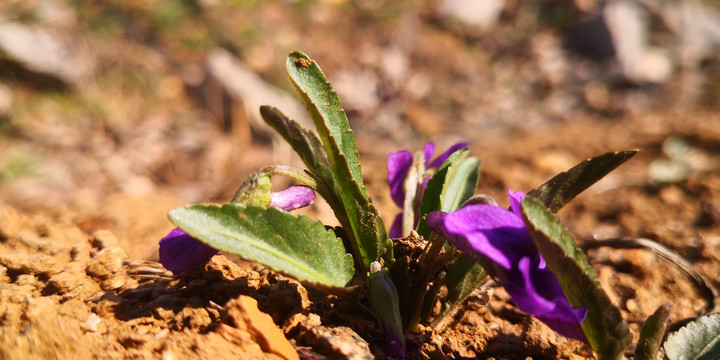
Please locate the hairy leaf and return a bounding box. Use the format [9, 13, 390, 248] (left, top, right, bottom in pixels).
[522, 197, 631, 360]
[285, 52, 392, 269]
[527, 150, 637, 213]
[169, 203, 354, 287]
[635, 303, 672, 360]
[285, 52, 366, 196]
[664, 313, 720, 360]
[259, 106, 343, 211]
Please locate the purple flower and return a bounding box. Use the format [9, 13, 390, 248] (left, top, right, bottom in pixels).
[426, 190, 588, 342]
[160, 185, 315, 275]
[386, 142, 468, 238]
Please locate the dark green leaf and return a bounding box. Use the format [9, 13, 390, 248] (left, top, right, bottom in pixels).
[527, 150, 637, 213]
[285, 52, 392, 269]
[635, 303, 672, 360]
[259, 106, 344, 213]
[259, 106, 333, 185]
[521, 197, 631, 360]
[415, 149, 467, 239]
[664, 313, 720, 360]
[169, 203, 354, 288]
[432, 253, 487, 328]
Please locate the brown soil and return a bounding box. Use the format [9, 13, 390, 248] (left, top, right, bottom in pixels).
[2, 1, 720, 359]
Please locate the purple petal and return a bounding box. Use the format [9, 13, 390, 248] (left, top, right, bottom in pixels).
[270, 185, 315, 211]
[508, 189, 525, 218]
[427, 142, 469, 169]
[422, 142, 436, 167]
[388, 213, 403, 239]
[427, 192, 588, 342]
[427, 204, 532, 269]
[387, 150, 413, 208]
[383, 325, 406, 359]
[159, 228, 218, 275]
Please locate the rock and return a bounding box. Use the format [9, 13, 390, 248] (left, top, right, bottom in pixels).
[89, 230, 121, 252]
[223, 295, 299, 360]
[437, 0, 505, 32]
[21, 253, 59, 276]
[295, 314, 373, 360]
[85, 247, 129, 291]
[0, 21, 94, 86]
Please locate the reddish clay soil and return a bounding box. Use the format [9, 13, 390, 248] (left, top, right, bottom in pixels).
[2, 1, 720, 359]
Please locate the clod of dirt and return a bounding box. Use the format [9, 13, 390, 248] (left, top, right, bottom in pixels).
[294, 313, 374, 360]
[223, 295, 300, 360]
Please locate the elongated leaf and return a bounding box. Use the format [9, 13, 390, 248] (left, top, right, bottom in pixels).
[285, 52, 392, 269]
[440, 156, 480, 212]
[260, 106, 333, 184]
[521, 197, 631, 360]
[527, 150, 637, 213]
[169, 203, 354, 288]
[286, 52, 366, 196]
[635, 303, 672, 360]
[260, 106, 343, 212]
[664, 313, 720, 360]
[415, 149, 467, 239]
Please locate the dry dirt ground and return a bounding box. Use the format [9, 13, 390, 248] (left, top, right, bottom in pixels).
[1, 1, 720, 359]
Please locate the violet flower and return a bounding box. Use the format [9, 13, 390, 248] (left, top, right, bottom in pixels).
[159, 185, 316, 275]
[426, 190, 588, 342]
[386, 141, 468, 238]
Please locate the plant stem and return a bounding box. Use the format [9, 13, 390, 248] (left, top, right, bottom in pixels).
[407, 232, 447, 330]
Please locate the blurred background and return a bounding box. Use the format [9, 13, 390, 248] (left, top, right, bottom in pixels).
[1, 0, 719, 260]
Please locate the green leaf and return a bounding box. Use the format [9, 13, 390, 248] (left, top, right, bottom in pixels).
[440, 156, 480, 212]
[260, 106, 333, 185]
[259, 106, 343, 212]
[664, 313, 720, 360]
[169, 203, 354, 288]
[527, 150, 637, 213]
[635, 303, 672, 360]
[285, 52, 366, 196]
[521, 197, 631, 360]
[285, 52, 392, 269]
[415, 149, 467, 239]
[432, 253, 487, 328]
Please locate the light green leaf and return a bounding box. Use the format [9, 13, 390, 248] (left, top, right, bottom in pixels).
[169, 203, 354, 288]
[521, 197, 631, 360]
[415, 149, 467, 239]
[285, 52, 392, 269]
[527, 150, 637, 213]
[440, 156, 480, 212]
[664, 313, 720, 360]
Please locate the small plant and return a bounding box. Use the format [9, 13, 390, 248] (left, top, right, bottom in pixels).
[158, 52, 709, 359]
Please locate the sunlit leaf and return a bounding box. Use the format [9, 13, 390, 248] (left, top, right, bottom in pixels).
[635, 303, 672, 360]
[527, 150, 637, 213]
[522, 197, 631, 360]
[285, 52, 392, 269]
[664, 313, 720, 360]
[169, 203, 354, 288]
[259, 105, 343, 211]
[415, 149, 467, 239]
[440, 156, 480, 212]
